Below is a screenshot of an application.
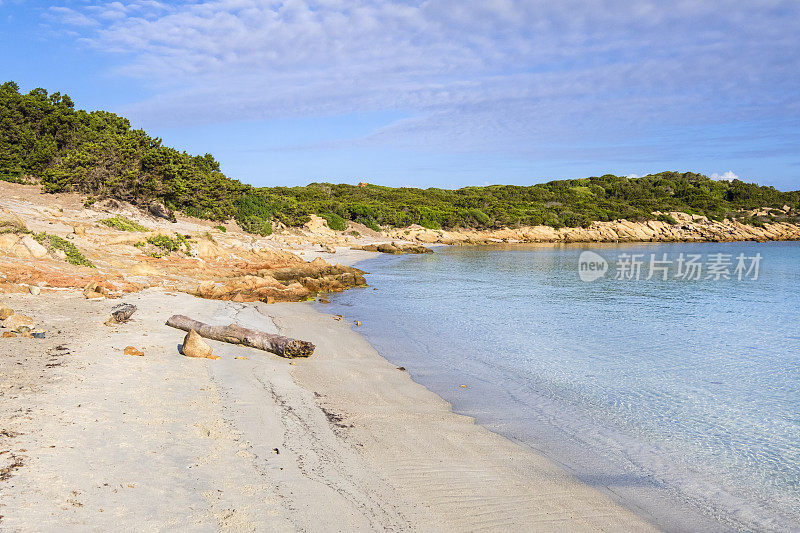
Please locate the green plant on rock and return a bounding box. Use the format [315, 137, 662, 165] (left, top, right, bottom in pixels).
[33, 233, 95, 267]
[135, 234, 191, 258]
[101, 215, 148, 232]
[656, 213, 679, 225]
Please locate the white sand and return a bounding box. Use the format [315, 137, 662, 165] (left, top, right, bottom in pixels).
[0, 289, 656, 531]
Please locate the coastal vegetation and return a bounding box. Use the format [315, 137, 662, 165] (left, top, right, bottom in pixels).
[2, 81, 799, 236]
[134, 234, 191, 258]
[101, 215, 148, 232]
[32, 233, 94, 267]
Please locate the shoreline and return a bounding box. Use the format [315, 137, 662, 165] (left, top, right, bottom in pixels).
[327, 243, 800, 533]
[0, 286, 657, 531]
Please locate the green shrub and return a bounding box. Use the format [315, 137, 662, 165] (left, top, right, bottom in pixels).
[656, 213, 679, 225]
[34, 233, 94, 267]
[214, 225, 227, 232]
[320, 212, 347, 231]
[1, 82, 798, 234]
[101, 215, 147, 232]
[135, 234, 190, 258]
[356, 217, 381, 232]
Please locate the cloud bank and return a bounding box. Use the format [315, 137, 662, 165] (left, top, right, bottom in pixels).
[46, 1, 800, 161]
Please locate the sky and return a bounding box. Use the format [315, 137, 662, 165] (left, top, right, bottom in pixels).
[1, 1, 798, 190]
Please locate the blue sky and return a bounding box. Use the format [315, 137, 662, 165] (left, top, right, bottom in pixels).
[1, 1, 798, 190]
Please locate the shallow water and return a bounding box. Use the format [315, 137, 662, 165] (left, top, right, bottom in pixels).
[322, 241, 800, 531]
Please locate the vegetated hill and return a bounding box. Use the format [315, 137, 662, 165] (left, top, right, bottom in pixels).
[2, 81, 798, 235]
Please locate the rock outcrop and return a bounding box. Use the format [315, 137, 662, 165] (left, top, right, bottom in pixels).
[386, 213, 800, 245]
[3, 313, 34, 332]
[353, 242, 433, 254]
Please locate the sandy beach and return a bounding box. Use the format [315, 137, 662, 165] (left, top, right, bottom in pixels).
[0, 283, 660, 532]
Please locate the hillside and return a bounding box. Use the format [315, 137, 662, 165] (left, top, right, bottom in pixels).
[2, 81, 798, 235]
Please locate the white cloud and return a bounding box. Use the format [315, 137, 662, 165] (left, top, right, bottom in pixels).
[45, 1, 800, 157]
[48, 6, 99, 27]
[711, 171, 739, 181]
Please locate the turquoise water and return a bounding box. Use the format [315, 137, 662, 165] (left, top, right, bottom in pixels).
[322, 241, 800, 532]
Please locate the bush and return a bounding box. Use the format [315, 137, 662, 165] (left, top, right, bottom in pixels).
[214, 225, 227, 232]
[356, 217, 381, 232]
[102, 215, 147, 232]
[320, 212, 347, 231]
[656, 213, 679, 225]
[135, 234, 190, 258]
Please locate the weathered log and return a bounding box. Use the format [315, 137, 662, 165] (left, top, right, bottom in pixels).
[165, 315, 315, 358]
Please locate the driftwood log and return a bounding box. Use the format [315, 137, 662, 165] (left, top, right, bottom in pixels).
[165, 315, 315, 358]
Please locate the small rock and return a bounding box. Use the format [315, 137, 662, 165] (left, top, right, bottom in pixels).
[73, 225, 86, 236]
[83, 282, 107, 300]
[460, 384, 467, 388]
[54, 249, 67, 260]
[31, 330, 46, 339]
[2, 332, 17, 338]
[182, 329, 217, 359]
[235, 356, 248, 361]
[3, 314, 34, 332]
[0, 303, 13, 320]
[397, 366, 406, 371]
[354, 320, 361, 326]
[332, 315, 343, 321]
[124, 346, 144, 357]
[107, 303, 137, 324]
[28, 285, 41, 296]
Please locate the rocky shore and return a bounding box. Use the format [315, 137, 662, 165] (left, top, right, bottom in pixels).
[2, 181, 797, 305]
[386, 211, 800, 245]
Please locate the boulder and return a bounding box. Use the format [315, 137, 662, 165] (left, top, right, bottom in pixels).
[182, 329, 218, 359]
[376, 243, 400, 254]
[73, 225, 86, 236]
[3, 314, 34, 332]
[28, 285, 41, 296]
[108, 303, 137, 324]
[20, 235, 48, 259]
[83, 281, 108, 300]
[0, 303, 13, 320]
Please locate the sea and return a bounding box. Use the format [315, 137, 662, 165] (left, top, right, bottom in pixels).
[320, 241, 800, 532]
